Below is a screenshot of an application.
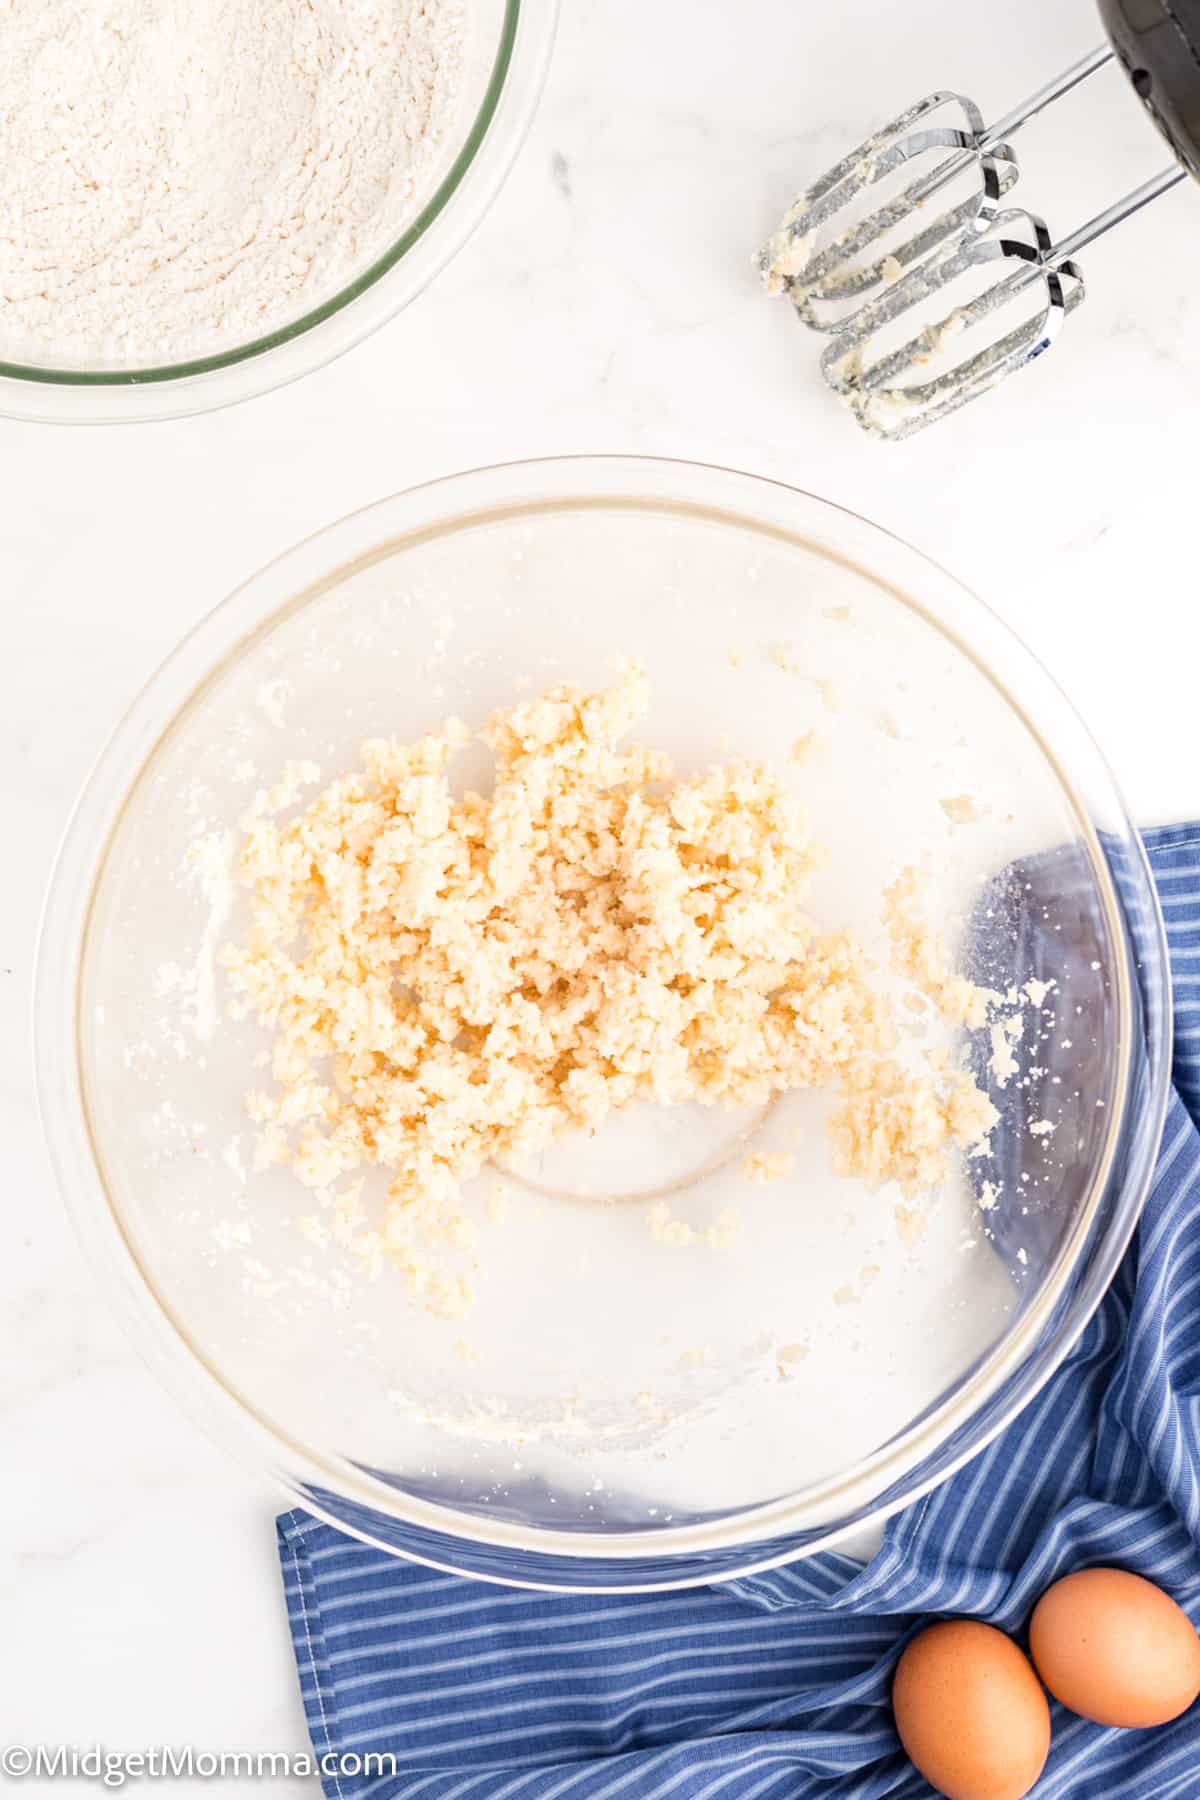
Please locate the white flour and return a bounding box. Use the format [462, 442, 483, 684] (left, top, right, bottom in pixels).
[0, 0, 465, 364]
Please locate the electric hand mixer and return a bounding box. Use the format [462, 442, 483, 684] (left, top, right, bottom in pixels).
[761, 1, 1200, 440]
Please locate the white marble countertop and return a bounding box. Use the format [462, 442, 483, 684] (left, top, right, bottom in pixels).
[4, 0, 1200, 1783]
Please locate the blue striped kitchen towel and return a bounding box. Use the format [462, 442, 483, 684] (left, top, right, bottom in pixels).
[279, 825, 1200, 1800]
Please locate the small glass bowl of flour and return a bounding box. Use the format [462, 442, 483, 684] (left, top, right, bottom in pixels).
[0, 0, 556, 423]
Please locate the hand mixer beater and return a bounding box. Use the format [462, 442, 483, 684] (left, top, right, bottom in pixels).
[761, 1, 1199, 440]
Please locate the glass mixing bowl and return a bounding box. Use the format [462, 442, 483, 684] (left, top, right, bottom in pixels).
[36, 457, 1170, 1590]
[0, 0, 556, 425]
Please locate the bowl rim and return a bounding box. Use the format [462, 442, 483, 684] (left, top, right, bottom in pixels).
[0, 0, 559, 422]
[34, 454, 1173, 1572]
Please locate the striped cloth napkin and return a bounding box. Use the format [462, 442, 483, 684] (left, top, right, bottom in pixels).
[279, 825, 1200, 1800]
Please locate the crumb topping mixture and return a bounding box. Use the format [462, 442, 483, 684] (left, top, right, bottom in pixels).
[224, 669, 998, 1314]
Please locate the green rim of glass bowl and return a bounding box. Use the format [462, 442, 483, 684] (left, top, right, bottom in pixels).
[0, 0, 520, 388]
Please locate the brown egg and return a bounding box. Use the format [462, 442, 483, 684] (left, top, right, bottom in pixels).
[892, 1620, 1051, 1800]
[1029, 1567, 1200, 1728]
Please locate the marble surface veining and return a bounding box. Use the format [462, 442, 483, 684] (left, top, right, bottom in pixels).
[3, 0, 1200, 1784]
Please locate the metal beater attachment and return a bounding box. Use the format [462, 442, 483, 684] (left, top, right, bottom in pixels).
[763, 44, 1187, 440]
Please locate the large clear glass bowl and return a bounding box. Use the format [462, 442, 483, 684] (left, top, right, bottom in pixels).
[35, 457, 1171, 1590]
[0, 0, 556, 425]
